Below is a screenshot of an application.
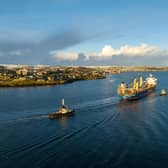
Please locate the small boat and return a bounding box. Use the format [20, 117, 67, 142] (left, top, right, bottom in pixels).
[160, 89, 167, 96]
[49, 98, 75, 119]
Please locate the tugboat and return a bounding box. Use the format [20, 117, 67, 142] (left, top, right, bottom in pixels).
[160, 89, 167, 96]
[117, 74, 157, 101]
[49, 98, 75, 119]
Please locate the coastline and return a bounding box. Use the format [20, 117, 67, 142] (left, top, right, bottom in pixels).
[0, 76, 105, 87]
[1, 65, 168, 87]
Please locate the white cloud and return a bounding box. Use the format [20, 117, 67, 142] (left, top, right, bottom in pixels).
[99, 45, 120, 57]
[50, 51, 78, 61]
[87, 43, 168, 59]
[49, 44, 168, 63]
[117, 44, 160, 56]
[0, 49, 31, 57]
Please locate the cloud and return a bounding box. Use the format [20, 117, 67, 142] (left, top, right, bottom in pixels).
[8, 49, 31, 56]
[50, 51, 78, 61]
[86, 43, 168, 59]
[0, 48, 31, 59]
[49, 43, 168, 66]
[0, 30, 88, 64]
[0, 29, 102, 64]
[0, 30, 84, 54]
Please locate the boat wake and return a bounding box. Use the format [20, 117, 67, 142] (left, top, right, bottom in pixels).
[73, 96, 120, 110]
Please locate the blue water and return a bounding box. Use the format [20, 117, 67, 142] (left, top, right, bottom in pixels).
[0, 72, 168, 168]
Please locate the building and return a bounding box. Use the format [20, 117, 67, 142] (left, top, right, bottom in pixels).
[16, 68, 28, 76]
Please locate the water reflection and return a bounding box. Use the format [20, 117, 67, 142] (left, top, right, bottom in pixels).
[117, 91, 157, 113]
[145, 91, 157, 111]
[117, 99, 140, 113]
[58, 117, 69, 128]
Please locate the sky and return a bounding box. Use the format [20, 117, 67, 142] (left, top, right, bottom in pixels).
[0, 0, 168, 66]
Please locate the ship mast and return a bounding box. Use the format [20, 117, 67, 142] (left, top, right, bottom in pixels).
[61, 98, 65, 106]
[135, 81, 138, 92]
[133, 77, 137, 89]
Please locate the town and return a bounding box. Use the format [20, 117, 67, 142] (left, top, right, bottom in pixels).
[0, 65, 106, 87]
[1, 65, 168, 87]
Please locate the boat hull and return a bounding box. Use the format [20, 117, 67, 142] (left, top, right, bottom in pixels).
[49, 110, 75, 119]
[120, 87, 156, 101]
[160, 93, 167, 96]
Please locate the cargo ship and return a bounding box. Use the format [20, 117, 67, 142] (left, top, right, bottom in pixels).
[117, 74, 157, 100]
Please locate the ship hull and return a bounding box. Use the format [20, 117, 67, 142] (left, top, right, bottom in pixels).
[49, 109, 75, 119]
[120, 86, 156, 101]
